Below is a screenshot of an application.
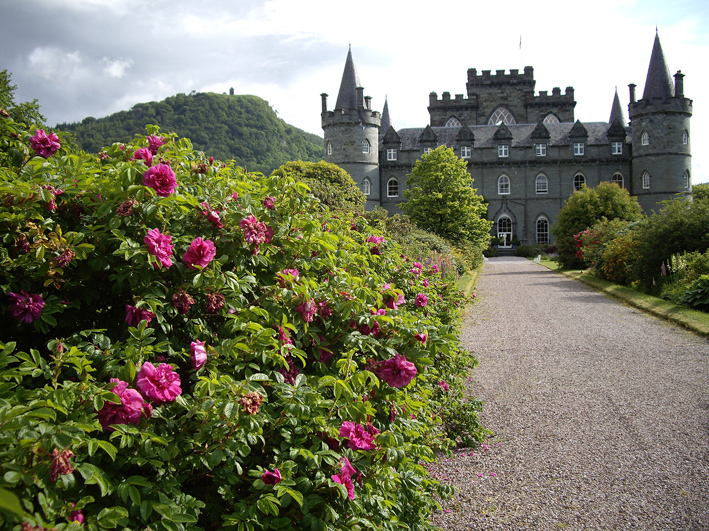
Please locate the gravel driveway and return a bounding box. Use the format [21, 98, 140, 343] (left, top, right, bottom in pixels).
[431, 257, 709, 530]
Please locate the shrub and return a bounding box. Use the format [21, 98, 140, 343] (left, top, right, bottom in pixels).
[0, 118, 485, 530]
[679, 275, 709, 310]
[513, 244, 545, 258]
[600, 232, 641, 285]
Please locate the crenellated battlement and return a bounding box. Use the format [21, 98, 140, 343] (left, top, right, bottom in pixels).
[526, 87, 575, 107]
[629, 96, 693, 117]
[467, 66, 535, 88]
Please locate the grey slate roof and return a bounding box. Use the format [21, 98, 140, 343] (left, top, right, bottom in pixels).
[335, 46, 361, 111]
[394, 122, 620, 150]
[380, 97, 392, 134]
[642, 32, 674, 100]
[609, 89, 626, 125]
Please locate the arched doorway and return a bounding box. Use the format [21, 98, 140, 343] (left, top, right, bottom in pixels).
[497, 216, 512, 248]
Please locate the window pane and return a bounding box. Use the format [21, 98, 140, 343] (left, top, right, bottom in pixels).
[488, 107, 516, 125]
[536, 218, 549, 244]
[445, 117, 461, 127]
[387, 178, 399, 197]
[536, 175, 548, 194]
[574, 174, 585, 191]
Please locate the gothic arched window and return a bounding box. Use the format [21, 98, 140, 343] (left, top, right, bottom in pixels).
[326, 141, 332, 156]
[641, 131, 650, 146]
[642, 171, 651, 189]
[361, 139, 370, 154]
[445, 116, 462, 127]
[488, 107, 516, 126]
[498, 175, 510, 195]
[362, 178, 371, 196]
[387, 178, 399, 198]
[543, 113, 560, 124]
[684, 170, 690, 189]
[536, 217, 550, 245]
[683, 130, 689, 145]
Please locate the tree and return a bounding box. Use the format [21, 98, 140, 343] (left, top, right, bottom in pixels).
[271, 160, 366, 212]
[400, 146, 491, 249]
[0, 70, 45, 126]
[552, 181, 643, 268]
[692, 182, 709, 202]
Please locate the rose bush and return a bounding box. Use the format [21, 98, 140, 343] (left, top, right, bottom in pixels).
[0, 117, 484, 530]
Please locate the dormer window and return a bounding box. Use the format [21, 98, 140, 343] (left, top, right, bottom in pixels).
[362, 139, 370, 154]
[498, 144, 509, 158]
[535, 143, 547, 157]
[387, 149, 397, 161]
[573, 143, 584, 156]
[641, 131, 650, 146]
[612, 142, 623, 155]
[423, 148, 432, 155]
[460, 146, 471, 159]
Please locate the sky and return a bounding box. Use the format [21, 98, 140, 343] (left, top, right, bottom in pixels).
[2, 0, 708, 182]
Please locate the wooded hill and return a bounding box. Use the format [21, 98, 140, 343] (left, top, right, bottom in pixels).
[57, 92, 324, 175]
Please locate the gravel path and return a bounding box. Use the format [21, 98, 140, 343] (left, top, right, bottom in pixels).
[431, 257, 709, 530]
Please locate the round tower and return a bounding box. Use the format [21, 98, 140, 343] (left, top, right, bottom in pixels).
[628, 32, 692, 214]
[321, 47, 381, 210]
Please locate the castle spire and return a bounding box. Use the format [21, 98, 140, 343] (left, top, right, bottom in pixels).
[335, 45, 361, 111]
[609, 87, 626, 125]
[642, 31, 674, 100]
[380, 96, 392, 134]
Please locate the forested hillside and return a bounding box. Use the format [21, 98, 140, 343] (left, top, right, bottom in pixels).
[58, 92, 324, 174]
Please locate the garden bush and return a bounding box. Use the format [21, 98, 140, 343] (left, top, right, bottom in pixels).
[513, 244, 545, 258]
[0, 116, 485, 530]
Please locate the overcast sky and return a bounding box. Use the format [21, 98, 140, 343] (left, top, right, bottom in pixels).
[2, 0, 708, 184]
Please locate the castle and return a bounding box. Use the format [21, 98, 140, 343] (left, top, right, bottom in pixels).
[320, 32, 692, 247]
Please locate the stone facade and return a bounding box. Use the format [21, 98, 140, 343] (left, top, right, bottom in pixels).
[322, 34, 693, 246]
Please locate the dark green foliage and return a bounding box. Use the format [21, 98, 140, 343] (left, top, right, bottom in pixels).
[401, 146, 492, 250]
[0, 70, 45, 127]
[679, 275, 709, 309]
[514, 244, 546, 258]
[58, 93, 323, 174]
[552, 182, 643, 268]
[270, 160, 365, 212]
[692, 183, 709, 202]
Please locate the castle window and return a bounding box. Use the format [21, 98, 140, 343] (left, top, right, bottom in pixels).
[362, 178, 371, 196]
[642, 171, 651, 189]
[535, 143, 547, 157]
[387, 149, 397, 161]
[573, 173, 586, 191]
[445, 116, 462, 127]
[362, 139, 370, 154]
[387, 178, 399, 197]
[497, 216, 512, 246]
[498, 144, 509, 158]
[641, 131, 649, 146]
[536, 174, 548, 194]
[543, 113, 560, 124]
[326, 141, 332, 156]
[498, 175, 510, 195]
[612, 142, 623, 155]
[573, 143, 585, 156]
[684, 170, 690, 189]
[683, 130, 689, 145]
[488, 107, 516, 126]
[536, 217, 550, 245]
[612, 173, 624, 188]
[423, 148, 432, 155]
[460, 146, 472, 159]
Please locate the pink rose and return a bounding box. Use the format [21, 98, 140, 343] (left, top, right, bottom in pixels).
[147, 135, 167, 154]
[296, 299, 316, 322]
[331, 458, 357, 500]
[366, 236, 385, 245]
[143, 163, 177, 196]
[182, 237, 216, 269]
[439, 380, 450, 392]
[125, 305, 156, 326]
[132, 147, 153, 166]
[68, 509, 85, 523]
[191, 340, 207, 370]
[50, 448, 74, 482]
[277, 268, 299, 286]
[200, 202, 223, 228]
[261, 468, 282, 485]
[136, 362, 182, 404]
[414, 333, 427, 343]
[240, 215, 272, 245]
[144, 228, 174, 268]
[264, 196, 276, 210]
[376, 354, 417, 388]
[339, 421, 378, 451]
[30, 129, 61, 158]
[97, 379, 146, 430]
[415, 293, 428, 307]
[8, 291, 44, 323]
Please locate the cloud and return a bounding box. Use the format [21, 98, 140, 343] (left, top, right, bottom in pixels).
[100, 57, 133, 78]
[27, 47, 82, 81]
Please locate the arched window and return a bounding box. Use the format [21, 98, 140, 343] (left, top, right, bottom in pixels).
[498, 175, 510, 195]
[362, 178, 371, 196]
[573, 173, 586, 191]
[488, 107, 516, 126]
[387, 178, 399, 198]
[642, 171, 651, 189]
[326, 141, 332, 156]
[641, 131, 650, 146]
[612, 173, 624, 188]
[684, 170, 690, 189]
[361, 139, 370, 154]
[683, 130, 689, 145]
[445, 116, 462, 127]
[497, 216, 512, 247]
[536, 174, 548, 194]
[536, 217, 550, 245]
[543, 113, 560, 124]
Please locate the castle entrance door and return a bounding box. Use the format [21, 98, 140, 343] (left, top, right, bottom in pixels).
[497, 216, 512, 248]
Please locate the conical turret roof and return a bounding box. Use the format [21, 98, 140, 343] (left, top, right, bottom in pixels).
[642, 31, 674, 100]
[335, 46, 361, 111]
[609, 88, 626, 125]
[380, 97, 392, 134]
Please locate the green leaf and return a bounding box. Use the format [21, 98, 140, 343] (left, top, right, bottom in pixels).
[97, 440, 118, 461]
[97, 506, 129, 529]
[0, 487, 24, 517]
[77, 462, 113, 496]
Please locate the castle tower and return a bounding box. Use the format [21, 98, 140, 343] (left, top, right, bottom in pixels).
[628, 31, 692, 213]
[321, 46, 381, 210]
